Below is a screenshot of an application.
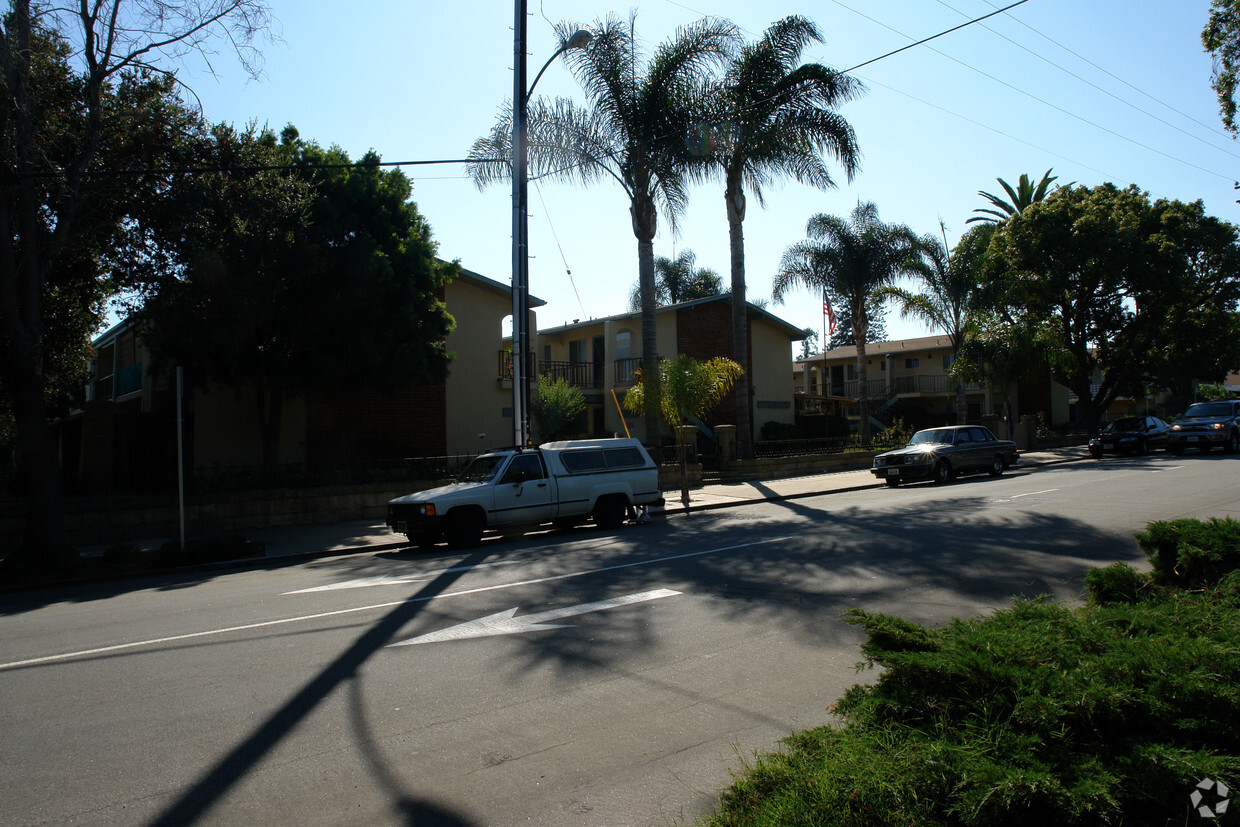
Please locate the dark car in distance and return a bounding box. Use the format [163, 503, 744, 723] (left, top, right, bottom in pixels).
[1088, 416, 1170, 457]
[871, 425, 1019, 487]
[1167, 400, 1240, 454]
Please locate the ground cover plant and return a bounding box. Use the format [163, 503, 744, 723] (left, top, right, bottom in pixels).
[704, 518, 1240, 825]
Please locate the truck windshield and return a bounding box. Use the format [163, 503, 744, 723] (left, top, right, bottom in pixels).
[1184, 402, 1233, 418]
[456, 455, 506, 483]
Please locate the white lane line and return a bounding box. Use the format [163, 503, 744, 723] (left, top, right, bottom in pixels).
[1009, 489, 1059, 499]
[0, 537, 787, 671]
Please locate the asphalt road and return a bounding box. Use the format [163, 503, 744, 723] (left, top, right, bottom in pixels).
[2, 452, 1238, 826]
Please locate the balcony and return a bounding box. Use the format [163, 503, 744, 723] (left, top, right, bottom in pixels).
[889, 375, 983, 396]
[541, 360, 601, 388]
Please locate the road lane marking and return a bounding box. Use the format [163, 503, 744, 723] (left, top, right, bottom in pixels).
[1010, 489, 1058, 499]
[283, 560, 521, 594]
[390, 589, 681, 645]
[0, 537, 787, 671]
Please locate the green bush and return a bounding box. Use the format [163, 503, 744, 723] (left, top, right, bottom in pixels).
[1084, 561, 1150, 605]
[1136, 517, 1240, 588]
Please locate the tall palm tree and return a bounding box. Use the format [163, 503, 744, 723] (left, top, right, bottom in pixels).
[466, 14, 737, 447]
[966, 169, 1058, 224]
[705, 16, 863, 458]
[774, 202, 919, 446]
[627, 249, 723, 310]
[876, 222, 992, 423]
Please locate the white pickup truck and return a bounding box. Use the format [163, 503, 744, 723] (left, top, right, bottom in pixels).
[386, 438, 665, 548]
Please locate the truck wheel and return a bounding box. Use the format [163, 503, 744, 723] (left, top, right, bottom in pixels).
[593, 496, 627, 530]
[444, 509, 484, 549]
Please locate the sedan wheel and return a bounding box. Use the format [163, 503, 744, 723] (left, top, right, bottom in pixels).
[933, 461, 952, 485]
[1228, 431, 1240, 454]
[989, 455, 1005, 477]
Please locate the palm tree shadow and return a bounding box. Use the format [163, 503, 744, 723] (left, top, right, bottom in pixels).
[149, 549, 492, 826]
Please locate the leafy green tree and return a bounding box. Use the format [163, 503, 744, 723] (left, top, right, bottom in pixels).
[139, 129, 456, 472]
[624, 353, 743, 506]
[1204, 0, 1240, 134]
[1, 1, 268, 568]
[703, 15, 862, 460]
[876, 223, 991, 423]
[467, 14, 736, 448]
[774, 202, 920, 446]
[984, 183, 1240, 432]
[966, 169, 1059, 224]
[626, 249, 722, 311]
[622, 354, 744, 429]
[531, 375, 587, 441]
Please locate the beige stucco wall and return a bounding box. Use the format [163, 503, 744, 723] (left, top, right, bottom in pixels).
[192, 382, 308, 470]
[443, 277, 525, 454]
[750, 321, 797, 430]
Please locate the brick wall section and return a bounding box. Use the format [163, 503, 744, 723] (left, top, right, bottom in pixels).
[307, 384, 446, 465]
[674, 300, 753, 429]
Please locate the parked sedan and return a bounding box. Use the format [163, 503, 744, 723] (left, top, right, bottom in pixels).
[872, 425, 1019, 487]
[1088, 416, 1171, 457]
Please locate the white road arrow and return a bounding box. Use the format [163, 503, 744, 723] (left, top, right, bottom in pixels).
[283, 560, 519, 594]
[389, 588, 682, 646]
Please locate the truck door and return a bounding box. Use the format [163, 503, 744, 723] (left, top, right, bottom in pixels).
[492, 453, 555, 527]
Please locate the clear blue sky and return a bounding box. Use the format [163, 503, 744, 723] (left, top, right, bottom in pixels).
[174, 0, 1238, 350]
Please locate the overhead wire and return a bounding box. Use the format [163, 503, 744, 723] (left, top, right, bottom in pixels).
[931, 0, 1240, 163]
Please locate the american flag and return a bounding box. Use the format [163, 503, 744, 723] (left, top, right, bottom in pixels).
[823, 288, 837, 336]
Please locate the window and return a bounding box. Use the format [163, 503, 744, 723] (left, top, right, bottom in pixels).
[569, 338, 588, 363]
[561, 450, 606, 472]
[615, 331, 632, 360]
[905, 358, 920, 369]
[604, 447, 645, 468]
[502, 453, 545, 483]
[943, 353, 956, 370]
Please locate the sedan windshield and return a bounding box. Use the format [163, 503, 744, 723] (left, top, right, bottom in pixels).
[908, 429, 953, 446]
[456, 455, 506, 483]
[1103, 418, 1142, 433]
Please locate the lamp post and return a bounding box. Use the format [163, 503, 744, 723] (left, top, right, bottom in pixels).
[511, 3, 591, 446]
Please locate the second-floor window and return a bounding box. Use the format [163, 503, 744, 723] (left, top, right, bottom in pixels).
[616, 331, 632, 360]
[569, 338, 587, 363]
[905, 358, 920, 369]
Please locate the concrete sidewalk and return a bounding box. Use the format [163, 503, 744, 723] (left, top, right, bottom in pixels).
[181, 444, 1091, 564]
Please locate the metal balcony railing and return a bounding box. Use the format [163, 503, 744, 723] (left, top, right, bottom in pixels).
[540, 360, 600, 388]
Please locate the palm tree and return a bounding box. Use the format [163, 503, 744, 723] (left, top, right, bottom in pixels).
[966, 169, 1058, 224]
[467, 14, 737, 447]
[773, 202, 920, 446]
[627, 249, 722, 310]
[876, 222, 992, 423]
[705, 16, 863, 458]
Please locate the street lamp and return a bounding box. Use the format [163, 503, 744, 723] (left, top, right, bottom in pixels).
[511, 3, 591, 446]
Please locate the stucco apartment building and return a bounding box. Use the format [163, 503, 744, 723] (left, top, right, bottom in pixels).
[62, 268, 805, 493]
[537, 295, 806, 442]
[794, 334, 1077, 434]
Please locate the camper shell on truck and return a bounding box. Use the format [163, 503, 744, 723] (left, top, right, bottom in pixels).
[386, 438, 664, 549]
